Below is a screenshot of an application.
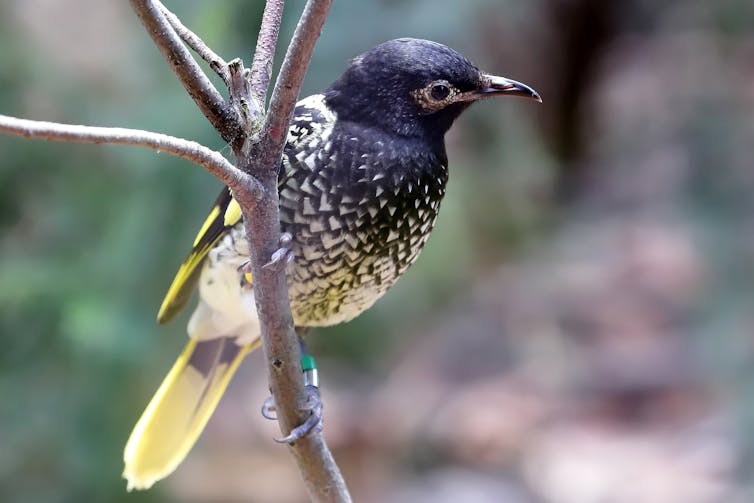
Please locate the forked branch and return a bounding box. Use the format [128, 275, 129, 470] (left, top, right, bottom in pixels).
[131, 0, 348, 501]
[159, 2, 231, 83]
[0, 0, 348, 500]
[129, 0, 240, 142]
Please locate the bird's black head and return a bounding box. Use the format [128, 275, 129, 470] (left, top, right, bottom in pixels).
[325, 38, 540, 142]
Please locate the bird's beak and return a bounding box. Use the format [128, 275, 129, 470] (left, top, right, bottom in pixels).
[477, 74, 542, 103]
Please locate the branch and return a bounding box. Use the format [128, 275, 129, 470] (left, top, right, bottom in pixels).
[0, 114, 256, 190]
[231, 0, 349, 501]
[158, 1, 231, 84]
[129, 0, 240, 142]
[249, 0, 285, 106]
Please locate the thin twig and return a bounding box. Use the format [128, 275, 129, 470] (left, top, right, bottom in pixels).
[158, 1, 231, 84]
[129, 0, 240, 142]
[249, 0, 286, 106]
[0, 114, 257, 191]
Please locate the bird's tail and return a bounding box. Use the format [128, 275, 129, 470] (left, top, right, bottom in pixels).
[123, 335, 260, 491]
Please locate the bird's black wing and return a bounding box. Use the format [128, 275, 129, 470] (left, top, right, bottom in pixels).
[156, 187, 237, 324]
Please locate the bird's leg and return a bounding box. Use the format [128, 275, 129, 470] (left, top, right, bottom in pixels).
[275, 351, 323, 443]
[262, 231, 294, 270]
[261, 334, 324, 443]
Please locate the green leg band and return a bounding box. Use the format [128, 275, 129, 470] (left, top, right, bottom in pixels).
[301, 354, 319, 387]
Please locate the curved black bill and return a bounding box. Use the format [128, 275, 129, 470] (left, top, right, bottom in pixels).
[479, 75, 542, 102]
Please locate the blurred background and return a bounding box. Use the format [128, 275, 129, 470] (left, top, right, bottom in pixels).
[1, 0, 753, 501]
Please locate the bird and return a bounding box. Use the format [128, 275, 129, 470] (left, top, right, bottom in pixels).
[122, 37, 540, 490]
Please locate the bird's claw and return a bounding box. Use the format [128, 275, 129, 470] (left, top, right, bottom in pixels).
[275, 386, 324, 444]
[237, 260, 254, 289]
[237, 260, 253, 274]
[261, 395, 278, 420]
[262, 232, 295, 271]
[261, 385, 324, 444]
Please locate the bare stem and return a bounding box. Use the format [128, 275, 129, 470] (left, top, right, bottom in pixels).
[0, 114, 257, 190]
[129, 0, 240, 142]
[249, 0, 286, 106]
[157, 0, 231, 83]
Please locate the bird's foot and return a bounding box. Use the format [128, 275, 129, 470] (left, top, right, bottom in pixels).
[261, 353, 323, 443]
[236, 232, 293, 287]
[261, 385, 324, 443]
[262, 232, 294, 271]
[261, 394, 278, 420]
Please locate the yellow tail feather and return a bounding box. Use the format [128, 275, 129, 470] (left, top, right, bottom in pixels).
[123, 337, 260, 490]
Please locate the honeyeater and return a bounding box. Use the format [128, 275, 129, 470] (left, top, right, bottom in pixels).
[123, 38, 540, 490]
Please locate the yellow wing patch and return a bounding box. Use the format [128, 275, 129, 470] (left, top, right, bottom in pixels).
[224, 198, 242, 227]
[192, 205, 221, 248]
[157, 188, 237, 324]
[157, 244, 213, 323]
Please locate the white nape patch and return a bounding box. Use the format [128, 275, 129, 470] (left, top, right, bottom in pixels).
[296, 93, 337, 121]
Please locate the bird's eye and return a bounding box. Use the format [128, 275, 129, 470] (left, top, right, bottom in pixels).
[430, 82, 451, 101]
